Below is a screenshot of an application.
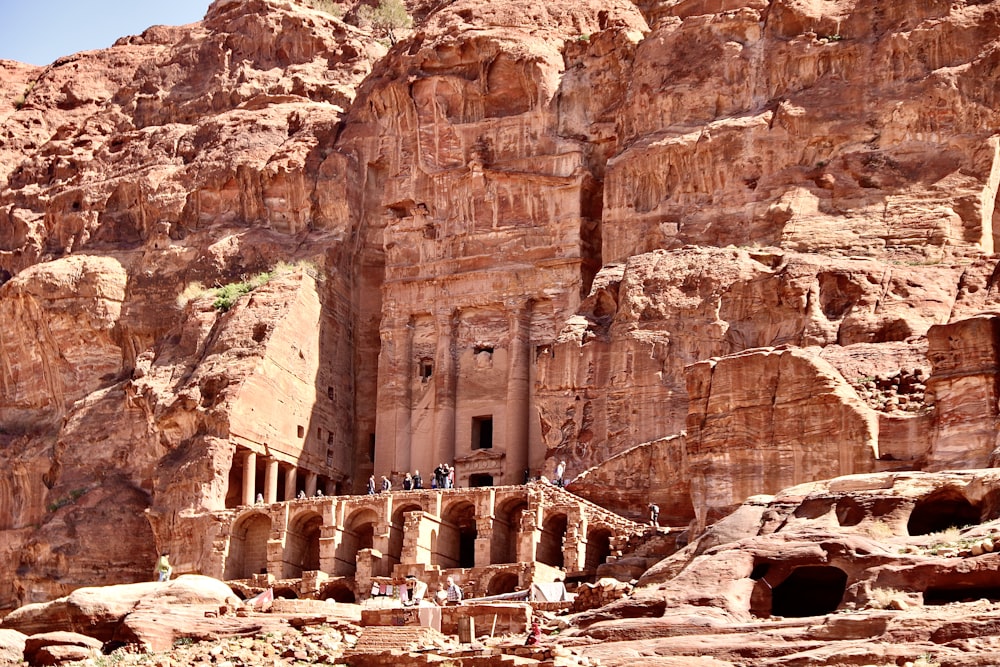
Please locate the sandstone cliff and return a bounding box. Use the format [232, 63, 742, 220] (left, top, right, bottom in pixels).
[3, 0, 1000, 618]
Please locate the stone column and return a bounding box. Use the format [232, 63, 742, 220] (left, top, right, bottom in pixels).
[319, 525, 338, 575]
[517, 508, 539, 563]
[475, 516, 494, 567]
[397, 315, 415, 474]
[264, 457, 279, 504]
[505, 301, 532, 484]
[433, 308, 459, 470]
[242, 450, 257, 506]
[284, 466, 298, 501]
[305, 471, 318, 497]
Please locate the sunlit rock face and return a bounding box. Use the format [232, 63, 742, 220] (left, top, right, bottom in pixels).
[4, 0, 1000, 621]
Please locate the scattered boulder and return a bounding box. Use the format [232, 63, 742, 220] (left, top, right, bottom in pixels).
[23, 631, 102, 667]
[0, 628, 27, 664]
[1, 575, 241, 642]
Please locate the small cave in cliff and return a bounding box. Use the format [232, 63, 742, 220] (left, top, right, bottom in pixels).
[771, 566, 848, 618]
[907, 488, 981, 536]
[836, 497, 865, 526]
[925, 585, 1000, 605]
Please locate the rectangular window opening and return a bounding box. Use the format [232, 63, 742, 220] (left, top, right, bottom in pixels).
[472, 415, 493, 450]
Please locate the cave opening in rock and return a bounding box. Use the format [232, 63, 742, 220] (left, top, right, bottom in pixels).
[835, 497, 865, 526]
[906, 488, 981, 536]
[771, 566, 848, 617]
[925, 585, 1000, 605]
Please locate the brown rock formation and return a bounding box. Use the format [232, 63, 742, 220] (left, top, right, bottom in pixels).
[4, 0, 1000, 638]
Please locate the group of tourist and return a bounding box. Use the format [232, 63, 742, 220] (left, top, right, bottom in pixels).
[366, 462, 458, 494]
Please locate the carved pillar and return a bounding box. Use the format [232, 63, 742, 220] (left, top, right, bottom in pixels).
[475, 516, 494, 567]
[305, 472, 318, 497]
[373, 521, 392, 576]
[433, 308, 459, 469]
[563, 523, 583, 573]
[517, 509, 539, 563]
[284, 466, 298, 501]
[505, 301, 532, 484]
[242, 450, 257, 506]
[402, 511, 429, 566]
[264, 458, 279, 504]
[318, 526, 338, 575]
[397, 314, 415, 475]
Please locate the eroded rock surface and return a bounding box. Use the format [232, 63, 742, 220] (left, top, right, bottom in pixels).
[4, 2, 1000, 655]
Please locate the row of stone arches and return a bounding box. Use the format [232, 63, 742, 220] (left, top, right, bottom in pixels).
[223, 501, 617, 581]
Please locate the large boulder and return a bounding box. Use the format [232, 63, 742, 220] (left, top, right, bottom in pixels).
[0, 628, 27, 664]
[1, 575, 240, 642]
[23, 631, 102, 667]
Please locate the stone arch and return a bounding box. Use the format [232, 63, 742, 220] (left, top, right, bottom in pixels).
[538, 512, 568, 569]
[283, 510, 323, 578]
[907, 487, 980, 536]
[584, 525, 613, 571]
[772, 566, 848, 617]
[493, 498, 527, 564]
[438, 500, 477, 568]
[388, 502, 423, 566]
[487, 571, 520, 596]
[336, 508, 378, 575]
[225, 512, 272, 580]
[273, 586, 299, 599]
[321, 580, 357, 603]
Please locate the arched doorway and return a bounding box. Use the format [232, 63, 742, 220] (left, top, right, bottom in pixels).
[336, 508, 378, 576]
[438, 501, 478, 568]
[907, 488, 980, 536]
[584, 526, 613, 571]
[225, 512, 272, 580]
[487, 571, 520, 596]
[493, 499, 527, 564]
[284, 511, 323, 578]
[772, 566, 848, 617]
[321, 581, 357, 603]
[538, 513, 568, 569]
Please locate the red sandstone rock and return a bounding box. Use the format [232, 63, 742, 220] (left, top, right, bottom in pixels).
[4, 2, 1000, 653]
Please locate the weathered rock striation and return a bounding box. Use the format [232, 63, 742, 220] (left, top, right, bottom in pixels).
[4, 0, 1000, 648]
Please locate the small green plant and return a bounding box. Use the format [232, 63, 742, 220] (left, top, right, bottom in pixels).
[358, 0, 412, 45]
[174, 636, 195, 647]
[13, 81, 35, 110]
[928, 526, 963, 545]
[913, 654, 940, 667]
[178, 260, 318, 312]
[211, 272, 272, 312]
[303, 0, 345, 18]
[47, 488, 87, 513]
[865, 520, 894, 539]
[577, 33, 590, 42]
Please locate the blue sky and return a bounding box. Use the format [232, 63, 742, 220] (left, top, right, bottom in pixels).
[0, 0, 211, 66]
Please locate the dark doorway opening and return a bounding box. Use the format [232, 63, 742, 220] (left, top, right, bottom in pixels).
[925, 585, 1000, 605]
[472, 416, 493, 449]
[772, 566, 847, 617]
[470, 473, 494, 487]
[907, 488, 980, 536]
[487, 572, 520, 596]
